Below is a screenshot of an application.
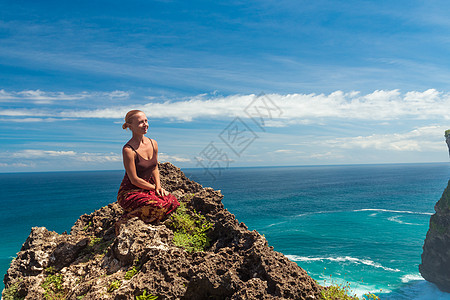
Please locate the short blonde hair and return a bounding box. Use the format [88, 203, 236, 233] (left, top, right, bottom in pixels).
[122, 110, 143, 130]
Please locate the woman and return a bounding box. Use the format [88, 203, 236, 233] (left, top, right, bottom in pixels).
[116, 110, 179, 234]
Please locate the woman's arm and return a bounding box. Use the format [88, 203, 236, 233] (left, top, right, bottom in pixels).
[150, 139, 169, 196]
[123, 146, 157, 190]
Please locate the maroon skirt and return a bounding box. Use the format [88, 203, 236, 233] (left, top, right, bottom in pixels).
[116, 174, 179, 233]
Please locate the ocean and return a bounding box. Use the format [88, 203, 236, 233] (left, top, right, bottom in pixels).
[1, 163, 450, 299]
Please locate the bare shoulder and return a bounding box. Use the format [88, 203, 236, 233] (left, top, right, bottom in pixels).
[149, 138, 158, 150]
[122, 145, 135, 156]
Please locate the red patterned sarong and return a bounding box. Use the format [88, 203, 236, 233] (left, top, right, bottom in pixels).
[116, 174, 179, 234]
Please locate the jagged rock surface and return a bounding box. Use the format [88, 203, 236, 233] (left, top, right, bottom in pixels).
[419, 132, 450, 293]
[420, 181, 450, 293]
[446, 133, 450, 157]
[3, 162, 320, 299]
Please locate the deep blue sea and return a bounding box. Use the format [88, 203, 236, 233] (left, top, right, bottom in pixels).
[1, 163, 450, 299]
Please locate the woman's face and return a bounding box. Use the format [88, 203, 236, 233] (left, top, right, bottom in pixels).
[129, 112, 148, 134]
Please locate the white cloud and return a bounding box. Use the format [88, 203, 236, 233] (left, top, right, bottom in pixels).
[3, 149, 189, 166]
[154, 89, 450, 122]
[309, 151, 338, 159]
[12, 150, 77, 158]
[2, 89, 450, 123]
[0, 162, 33, 168]
[0, 117, 76, 122]
[159, 152, 191, 162]
[0, 109, 49, 116]
[103, 90, 130, 99]
[0, 89, 90, 104]
[10, 149, 122, 163]
[324, 125, 447, 152]
[78, 152, 121, 162]
[274, 149, 298, 154]
[0, 89, 129, 104]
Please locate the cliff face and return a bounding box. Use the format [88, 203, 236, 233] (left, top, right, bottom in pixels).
[419, 181, 450, 292]
[446, 130, 450, 157]
[2, 162, 320, 300]
[419, 130, 450, 293]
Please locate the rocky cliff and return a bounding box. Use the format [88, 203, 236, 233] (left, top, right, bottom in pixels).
[419, 180, 450, 292]
[446, 130, 450, 157]
[419, 130, 450, 293]
[2, 162, 320, 299]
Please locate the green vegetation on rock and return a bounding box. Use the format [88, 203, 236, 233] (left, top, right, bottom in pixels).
[41, 274, 65, 299]
[45, 266, 56, 274]
[320, 283, 357, 300]
[166, 202, 213, 253]
[320, 283, 380, 300]
[78, 236, 113, 261]
[88, 237, 102, 247]
[319, 272, 380, 300]
[107, 280, 121, 293]
[445, 129, 450, 138]
[124, 265, 139, 280]
[135, 290, 158, 300]
[3, 280, 24, 300]
[82, 221, 92, 231]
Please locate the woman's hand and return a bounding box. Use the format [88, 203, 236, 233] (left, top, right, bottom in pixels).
[155, 186, 169, 197]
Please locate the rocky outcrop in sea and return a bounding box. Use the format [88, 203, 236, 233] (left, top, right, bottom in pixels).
[446, 130, 450, 157]
[419, 130, 450, 293]
[2, 162, 320, 299]
[419, 180, 450, 292]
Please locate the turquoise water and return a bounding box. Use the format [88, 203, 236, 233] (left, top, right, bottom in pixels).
[0, 170, 123, 293]
[184, 163, 450, 299]
[1, 163, 450, 299]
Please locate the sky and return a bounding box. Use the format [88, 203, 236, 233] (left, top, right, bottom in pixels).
[1, 0, 450, 173]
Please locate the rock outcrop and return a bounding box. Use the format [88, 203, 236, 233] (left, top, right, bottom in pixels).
[420, 181, 450, 292]
[3, 162, 320, 299]
[419, 130, 450, 293]
[446, 130, 450, 157]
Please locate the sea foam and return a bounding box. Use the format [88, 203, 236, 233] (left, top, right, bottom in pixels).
[401, 273, 424, 283]
[387, 216, 421, 226]
[285, 255, 401, 272]
[354, 208, 433, 215]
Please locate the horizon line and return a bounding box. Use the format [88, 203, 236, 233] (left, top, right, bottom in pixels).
[1, 161, 449, 175]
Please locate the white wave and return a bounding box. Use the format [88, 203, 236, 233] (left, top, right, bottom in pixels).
[296, 210, 343, 217]
[388, 216, 421, 226]
[401, 273, 424, 283]
[266, 221, 287, 227]
[354, 208, 433, 216]
[285, 255, 401, 272]
[285, 255, 322, 262]
[297, 208, 433, 218]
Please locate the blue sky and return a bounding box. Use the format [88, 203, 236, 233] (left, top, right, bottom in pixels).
[1, 0, 450, 172]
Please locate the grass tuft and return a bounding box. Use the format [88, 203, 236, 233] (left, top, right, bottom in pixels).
[135, 290, 158, 300]
[82, 221, 92, 231]
[166, 203, 213, 253]
[3, 280, 24, 300]
[319, 279, 380, 300]
[107, 280, 121, 293]
[125, 265, 139, 280]
[41, 273, 65, 299]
